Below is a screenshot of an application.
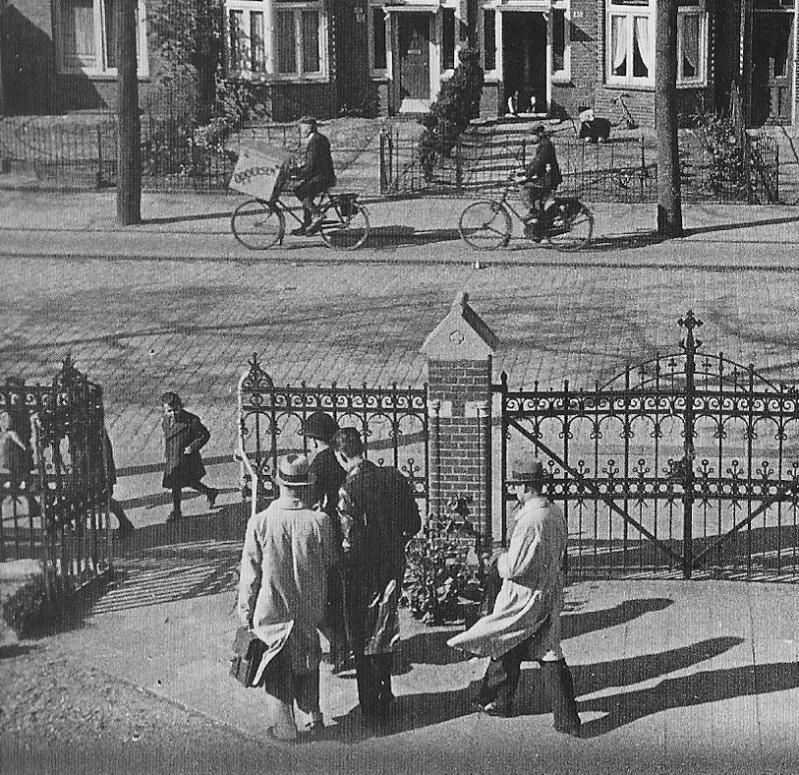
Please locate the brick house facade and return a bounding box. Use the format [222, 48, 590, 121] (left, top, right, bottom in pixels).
[1, 0, 796, 127]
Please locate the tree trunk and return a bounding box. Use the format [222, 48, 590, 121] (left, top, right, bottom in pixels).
[116, 0, 141, 225]
[655, 0, 682, 237]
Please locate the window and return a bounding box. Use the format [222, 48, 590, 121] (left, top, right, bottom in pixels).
[677, 1, 708, 86]
[551, 1, 570, 81]
[442, 8, 456, 71]
[371, 6, 387, 73]
[607, 0, 653, 86]
[227, 0, 327, 80]
[229, 8, 267, 74]
[483, 8, 496, 72]
[58, 0, 148, 75]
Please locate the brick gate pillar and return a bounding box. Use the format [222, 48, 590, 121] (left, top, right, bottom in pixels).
[422, 292, 499, 538]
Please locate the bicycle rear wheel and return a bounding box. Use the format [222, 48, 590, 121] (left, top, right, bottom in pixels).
[546, 204, 593, 252]
[320, 204, 370, 250]
[231, 199, 285, 250]
[459, 200, 512, 250]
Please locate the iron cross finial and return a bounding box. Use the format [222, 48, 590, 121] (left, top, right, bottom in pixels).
[678, 310, 703, 332]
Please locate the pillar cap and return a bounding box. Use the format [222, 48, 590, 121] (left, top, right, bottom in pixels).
[421, 292, 499, 360]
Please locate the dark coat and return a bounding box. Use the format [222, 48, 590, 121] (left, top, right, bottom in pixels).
[296, 132, 336, 185]
[161, 409, 210, 489]
[337, 460, 421, 654]
[525, 136, 562, 189]
[310, 446, 346, 538]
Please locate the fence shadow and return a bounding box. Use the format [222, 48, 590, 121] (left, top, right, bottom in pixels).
[365, 226, 461, 248]
[142, 210, 233, 226]
[683, 213, 799, 237]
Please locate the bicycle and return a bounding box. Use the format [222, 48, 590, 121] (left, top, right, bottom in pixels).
[458, 173, 594, 252]
[231, 173, 370, 251]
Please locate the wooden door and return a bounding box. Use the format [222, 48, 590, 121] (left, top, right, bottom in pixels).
[752, 11, 795, 124]
[398, 13, 430, 101]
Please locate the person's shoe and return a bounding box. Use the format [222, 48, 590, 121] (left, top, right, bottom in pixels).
[305, 213, 325, 236]
[481, 701, 513, 718]
[206, 488, 219, 509]
[291, 226, 308, 236]
[305, 711, 324, 734]
[166, 510, 182, 523]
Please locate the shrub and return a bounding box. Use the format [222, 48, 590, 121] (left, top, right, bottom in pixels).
[418, 48, 484, 179]
[1, 574, 50, 639]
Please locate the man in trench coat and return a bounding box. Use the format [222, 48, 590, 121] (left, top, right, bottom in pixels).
[160, 392, 218, 522]
[238, 453, 337, 741]
[332, 427, 421, 727]
[448, 459, 581, 736]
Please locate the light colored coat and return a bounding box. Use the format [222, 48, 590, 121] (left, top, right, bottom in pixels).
[448, 496, 567, 661]
[238, 494, 336, 684]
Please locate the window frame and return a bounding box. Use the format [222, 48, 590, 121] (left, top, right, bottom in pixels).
[56, 0, 149, 77]
[551, 0, 571, 83]
[440, 4, 458, 77]
[606, 0, 655, 88]
[225, 0, 329, 82]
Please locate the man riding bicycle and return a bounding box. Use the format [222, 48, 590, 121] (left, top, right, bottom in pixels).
[517, 124, 562, 239]
[290, 116, 336, 236]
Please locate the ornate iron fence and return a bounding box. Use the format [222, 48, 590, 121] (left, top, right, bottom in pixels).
[1, 358, 112, 601]
[237, 353, 429, 518]
[497, 312, 799, 582]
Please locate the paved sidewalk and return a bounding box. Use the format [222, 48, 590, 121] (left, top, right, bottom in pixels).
[11, 575, 799, 775]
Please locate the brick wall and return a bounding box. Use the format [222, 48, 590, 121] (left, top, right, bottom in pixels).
[427, 358, 492, 535]
[550, 0, 598, 121]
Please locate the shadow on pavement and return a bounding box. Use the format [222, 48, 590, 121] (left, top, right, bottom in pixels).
[562, 597, 674, 639]
[579, 660, 799, 738]
[684, 213, 799, 238]
[323, 635, 748, 743]
[142, 211, 233, 226]
[365, 226, 461, 248]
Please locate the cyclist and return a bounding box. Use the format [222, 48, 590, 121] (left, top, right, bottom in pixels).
[290, 116, 337, 236]
[516, 124, 562, 239]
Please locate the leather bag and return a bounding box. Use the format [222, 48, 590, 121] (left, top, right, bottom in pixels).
[229, 627, 266, 687]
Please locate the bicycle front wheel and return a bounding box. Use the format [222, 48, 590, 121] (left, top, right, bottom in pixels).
[459, 200, 512, 250]
[231, 199, 285, 250]
[547, 204, 593, 252]
[320, 204, 370, 250]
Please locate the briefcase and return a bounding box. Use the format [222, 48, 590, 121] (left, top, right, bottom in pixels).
[229, 626, 266, 688]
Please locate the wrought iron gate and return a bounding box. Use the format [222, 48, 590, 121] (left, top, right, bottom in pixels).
[237, 353, 429, 517]
[1, 358, 112, 600]
[498, 312, 799, 582]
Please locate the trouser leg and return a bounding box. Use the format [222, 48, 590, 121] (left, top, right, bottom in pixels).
[293, 668, 322, 723]
[355, 652, 393, 720]
[540, 659, 581, 736]
[186, 479, 212, 497]
[110, 499, 134, 531]
[171, 487, 182, 514]
[477, 638, 527, 712]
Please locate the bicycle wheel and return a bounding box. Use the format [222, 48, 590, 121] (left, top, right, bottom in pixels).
[459, 200, 512, 250]
[546, 204, 593, 252]
[231, 199, 285, 250]
[320, 203, 370, 250]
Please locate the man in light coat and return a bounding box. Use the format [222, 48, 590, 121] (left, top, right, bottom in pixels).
[238, 453, 336, 741]
[332, 427, 421, 728]
[448, 459, 581, 736]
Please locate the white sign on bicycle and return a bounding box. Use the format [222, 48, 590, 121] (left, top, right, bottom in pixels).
[229, 145, 293, 201]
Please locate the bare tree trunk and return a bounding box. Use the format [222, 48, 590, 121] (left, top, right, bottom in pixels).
[655, 0, 682, 237]
[116, 0, 141, 225]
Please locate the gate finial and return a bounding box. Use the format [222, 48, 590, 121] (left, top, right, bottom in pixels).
[678, 310, 703, 353]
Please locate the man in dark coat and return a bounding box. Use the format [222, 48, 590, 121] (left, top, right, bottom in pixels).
[332, 427, 421, 727]
[160, 392, 218, 523]
[302, 411, 349, 672]
[290, 116, 336, 236]
[518, 124, 563, 235]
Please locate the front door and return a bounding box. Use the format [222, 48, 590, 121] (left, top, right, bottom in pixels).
[751, 10, 795, 125]
[502, 12, 547, 115]
[398, 13, 431, 107]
